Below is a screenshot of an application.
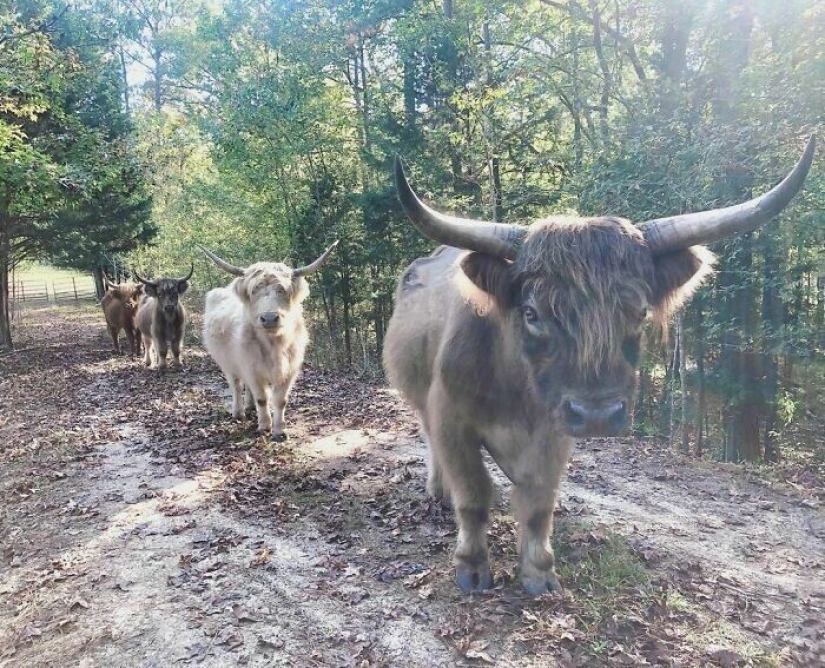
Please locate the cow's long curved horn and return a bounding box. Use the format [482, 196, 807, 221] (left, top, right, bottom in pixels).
[198, 246, 245, 276]
[640, 136, 816, 255]
[133, 270, 157, 288]
[177, 263, 194, 283]
[293, 240, 339, 278]
[395, 157, 524, 260]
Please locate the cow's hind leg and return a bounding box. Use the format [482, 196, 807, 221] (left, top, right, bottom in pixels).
[228, 376, 243, 419]
[416, 415, 449, 504]
[431, 410, 493, 592]
[426, 447, 447, 501]
[243, 385, 255, 416]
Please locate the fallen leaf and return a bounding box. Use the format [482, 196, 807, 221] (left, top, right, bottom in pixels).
[249, 547, 271, 567]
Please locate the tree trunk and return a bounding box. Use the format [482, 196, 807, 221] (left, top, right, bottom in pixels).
[119, 42, 130, 114]
[481, 21, 503, 221]
[589, 0, 611, 142]
[693, 303, 706, 457]
[0, 246, 12, 351]
[761, 231, 784, 463]
[657, 0, 697, 114]
[93, 266, 106, 300]
[677, 315, 690, 454]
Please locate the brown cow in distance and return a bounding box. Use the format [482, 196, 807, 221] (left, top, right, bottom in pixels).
[134, 265, 193, 370]
[100, 276, 143, 355]
[383, 137, 815, 595]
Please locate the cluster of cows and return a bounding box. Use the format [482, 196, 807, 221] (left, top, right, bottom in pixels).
[100, 243, 338, 442]
[100, 142, 814, 595]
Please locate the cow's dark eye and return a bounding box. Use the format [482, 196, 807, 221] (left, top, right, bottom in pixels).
[622, 336, 642, 365]
[522, 305, 538, 324]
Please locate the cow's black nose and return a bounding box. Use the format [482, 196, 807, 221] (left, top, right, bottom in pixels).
[259, 313, 280, 328]
[164, 304, 175, 313]
[562, 399, 627, 436]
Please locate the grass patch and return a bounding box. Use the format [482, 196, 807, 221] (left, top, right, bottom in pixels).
[15, 263, 91, 282]
[555, 520, 652, 633]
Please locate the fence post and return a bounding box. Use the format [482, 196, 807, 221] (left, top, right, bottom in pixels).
[21, 283, 25, 303]
[72, 277, 78, 301]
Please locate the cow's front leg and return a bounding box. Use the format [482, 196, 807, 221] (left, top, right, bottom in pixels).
[433, 419, 494, 592]
[250, 384, 273, 435]
[108, 326, 120, 354]
[134, 330, 142, 357]
[270, 384, 290, 443]
[155, 338, 168, 370]
[124, 327, 136, 356]
[142, 338, 153, 367]
[513, 483, 563, 595]
[170, 337, 183, 368]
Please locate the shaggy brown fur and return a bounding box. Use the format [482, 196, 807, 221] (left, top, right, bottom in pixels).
[383, 217, 714, 596]
[135, 278, 189, 370]
[101, 283, 144, 355]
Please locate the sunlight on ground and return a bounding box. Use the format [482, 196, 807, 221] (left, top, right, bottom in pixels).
[301, 429, 375, 460]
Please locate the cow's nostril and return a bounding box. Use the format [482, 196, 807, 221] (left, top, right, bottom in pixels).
[563, 400, 586, 426]
[606, 400, 626, 421]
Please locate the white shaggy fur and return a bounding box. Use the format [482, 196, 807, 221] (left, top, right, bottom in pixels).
[202, 262, 310, 439]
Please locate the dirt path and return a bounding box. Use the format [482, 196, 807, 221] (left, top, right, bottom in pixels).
[1, 305, 823, 667]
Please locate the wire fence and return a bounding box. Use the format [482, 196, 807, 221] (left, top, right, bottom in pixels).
[11, 276, 98, 308]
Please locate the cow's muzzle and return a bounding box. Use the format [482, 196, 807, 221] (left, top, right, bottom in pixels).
[258, 312, 281, 329]
[562, 398, 627, 437]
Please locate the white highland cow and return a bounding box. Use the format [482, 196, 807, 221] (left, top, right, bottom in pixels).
[200, 242, 337, 441]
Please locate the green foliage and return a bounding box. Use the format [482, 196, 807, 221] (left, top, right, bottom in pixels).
[0, 0, 153, 348]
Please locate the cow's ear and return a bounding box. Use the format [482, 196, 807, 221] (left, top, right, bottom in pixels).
[233, 277, 249, 301]
[143, 283, 158, 297]
[651, 246, 715, 319]
[291, 276, 310, 303]
[177, 280, 189, 295]
[460, 252, 513, 307]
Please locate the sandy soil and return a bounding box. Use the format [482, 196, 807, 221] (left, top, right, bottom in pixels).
[1, 304, 823, 667]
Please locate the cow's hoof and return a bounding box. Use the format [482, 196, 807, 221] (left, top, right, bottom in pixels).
[272, 432, 288, 443]
[521, 571, 563, 596]
[455, 562, 493, 593]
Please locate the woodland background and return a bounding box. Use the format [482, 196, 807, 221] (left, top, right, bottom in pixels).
[2, 0, 823, 466]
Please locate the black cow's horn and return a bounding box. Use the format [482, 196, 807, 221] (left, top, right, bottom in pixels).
[639, 136, 816, 254]
[178, 263, 194, 283]
[293, 240, 339, 277]
[198, 246, 245, 276]
[395, 157, 525, 260]
[133, 270, 157, 288]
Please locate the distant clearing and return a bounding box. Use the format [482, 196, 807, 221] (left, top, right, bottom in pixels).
[14, 263, 91, 282]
